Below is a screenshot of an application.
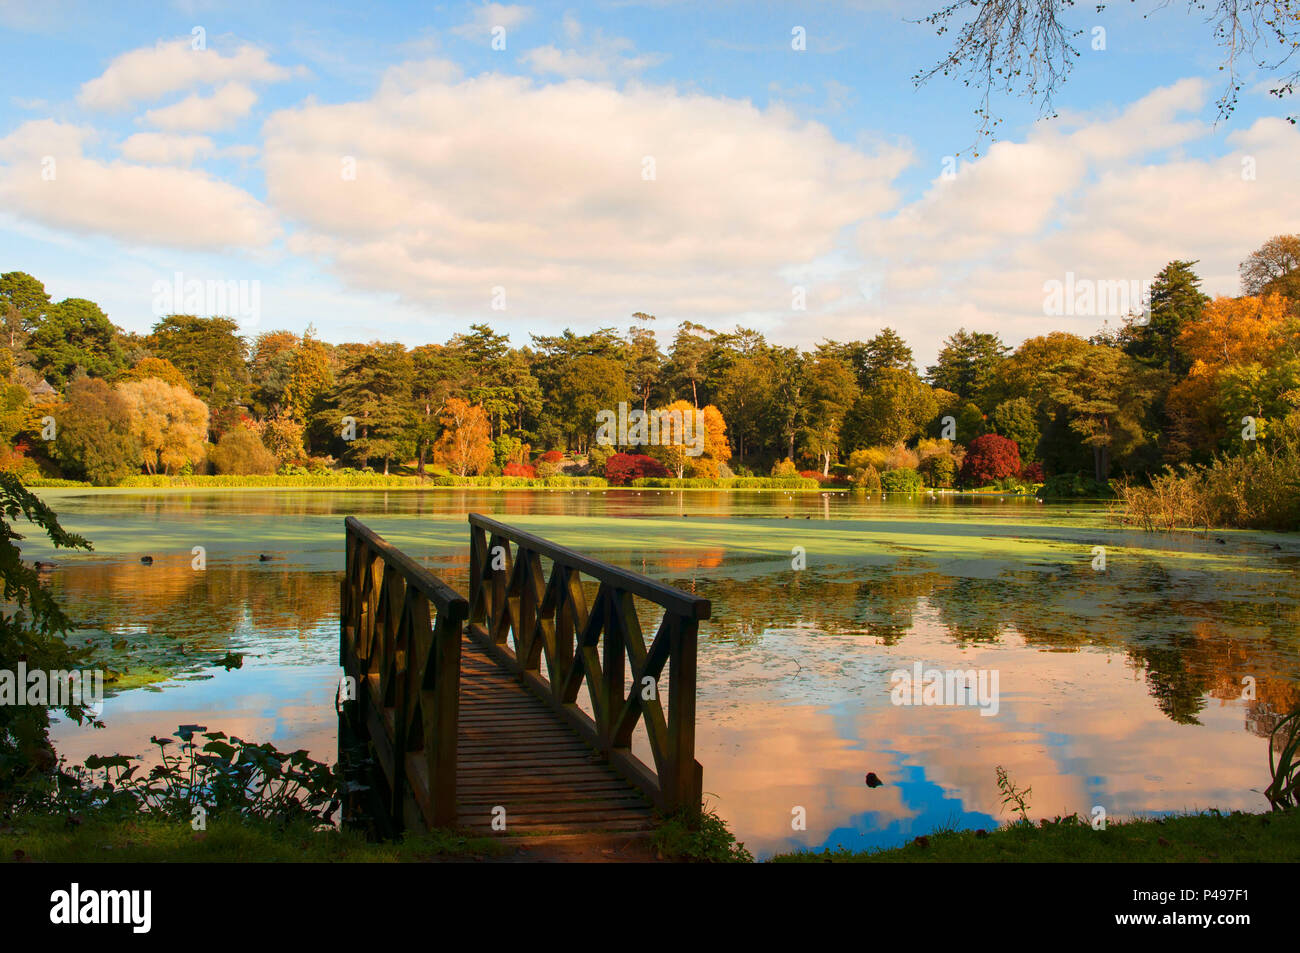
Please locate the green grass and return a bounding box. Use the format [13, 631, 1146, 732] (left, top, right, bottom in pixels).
[0, 814, 508, 862]
[651, 806, 754, 863]
[769, 810, 1300, 862]
[11, 809, 1297, 863]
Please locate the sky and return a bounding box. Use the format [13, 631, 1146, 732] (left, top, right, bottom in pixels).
[1, 0, 1297, 366]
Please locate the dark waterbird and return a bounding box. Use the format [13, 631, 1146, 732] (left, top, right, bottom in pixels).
[259, 554, 273, 562]
[140, 555, 153, 565]
[864, 772, 883, 788]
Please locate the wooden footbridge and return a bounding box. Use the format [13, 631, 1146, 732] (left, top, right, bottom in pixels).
[337, 513, 709, 839]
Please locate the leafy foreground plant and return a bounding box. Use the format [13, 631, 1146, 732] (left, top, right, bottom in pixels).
[17, 725, 344, 828]
[652, 803, 753, 863]
[995, 765, 1032, 825]
[0, 472, 94, 795]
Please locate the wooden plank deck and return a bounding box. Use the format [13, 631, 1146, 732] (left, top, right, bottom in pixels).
[455, 635, 657, 836]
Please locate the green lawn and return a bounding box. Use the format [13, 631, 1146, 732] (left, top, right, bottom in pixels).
[0, 815, 507, 863]
[770, 810, 1300, 862]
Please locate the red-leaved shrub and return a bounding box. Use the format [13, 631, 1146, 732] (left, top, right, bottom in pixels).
[503, 462, 536, 478]
[604, 452, 669, 486]
[1018, 461, 1045, 483]
[539, 450, 564, 463]
[959, 434, 1021, 486]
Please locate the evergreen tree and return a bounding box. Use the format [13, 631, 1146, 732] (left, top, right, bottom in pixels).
[1120, 260, 1209, 376]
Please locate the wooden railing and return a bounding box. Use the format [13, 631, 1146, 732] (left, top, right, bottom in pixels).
[339, 517, 468, 831]
[467, 512, 709, 814]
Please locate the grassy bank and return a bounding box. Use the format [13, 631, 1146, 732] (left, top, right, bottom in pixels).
[0, 815, 508, 863]
[770, 810, 1300, 863]
[23, 473, 831, 491]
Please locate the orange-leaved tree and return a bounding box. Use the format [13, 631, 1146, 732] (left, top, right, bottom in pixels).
[434, 397, 492, 476]
[647, 400, 731, 478]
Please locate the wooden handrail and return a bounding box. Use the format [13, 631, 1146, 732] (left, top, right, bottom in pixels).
[466, 512, 707, 814]
[339, 518, 467, 830]
[469, 514, 711, 620]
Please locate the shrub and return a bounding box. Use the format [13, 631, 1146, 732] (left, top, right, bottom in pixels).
[770, 458, 799, 478]
[851, 463, 882, 492]
[880, 467, 923, 494]
[539, 450, 564, 463]
[1038, 472, 1115, 500]
[1115, 441, 1300, 531]
[586, 443, 612, 475]
[209, 425, 278, 475]
[921, 454, 956, 488]
[845, 449, 884, 487]
[959, 433, 1021, 486]
[883, 443, 920, 471]
[1019, 461, 1045, 483]
[502, 461, 536, 478]
[605, 452, 670, 486]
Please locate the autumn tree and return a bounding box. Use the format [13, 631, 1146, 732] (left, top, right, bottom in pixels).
[256, 416, 306, 467]
[434, 398, 492, 476]
[1167, 293, 1300, 456]
[285, 329, 332, 424]
[1240, 235, 1300, 300]
[116, 377, 209, 475]
[52, 377, 139, 485]
[248, 330, 300, 418]
[210, 424, 278, 475]
[410, 343, 465, 475]
[118, 356, 191, 391]
[959, 433, 1021, 486]
[647, 400, 730, 478]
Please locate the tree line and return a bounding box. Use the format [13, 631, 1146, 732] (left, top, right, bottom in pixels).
[0, 235, 1297, 489]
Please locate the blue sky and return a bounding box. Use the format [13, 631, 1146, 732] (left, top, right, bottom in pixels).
[1, 0, 1296, 364]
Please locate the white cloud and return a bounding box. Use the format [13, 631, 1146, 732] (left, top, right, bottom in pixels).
[0, 119, 279, 250]
[262, 65, 909, 324]
[452, 3, 532, 39]
[78, 37, 295, 111]
[843, 78, 1300, 363]
[142, 83, 258, 131]
[119, 132, 215, 164]
[521, 17, 664, 79]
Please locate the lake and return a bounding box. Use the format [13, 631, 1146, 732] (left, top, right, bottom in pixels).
[30, 487, 1300, 859]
